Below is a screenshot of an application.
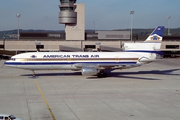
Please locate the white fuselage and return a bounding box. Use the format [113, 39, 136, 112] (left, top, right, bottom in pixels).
[5, 52, 153, 71]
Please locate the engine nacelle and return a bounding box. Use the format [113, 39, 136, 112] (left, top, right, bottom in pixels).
[81, 67, 98, 76]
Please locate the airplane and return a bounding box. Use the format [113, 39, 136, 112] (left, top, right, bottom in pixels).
[5, 26, 165, 78]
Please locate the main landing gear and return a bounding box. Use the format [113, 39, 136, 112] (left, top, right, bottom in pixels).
[97, 70, 108, 78]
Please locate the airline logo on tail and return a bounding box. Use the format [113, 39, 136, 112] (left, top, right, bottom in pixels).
[150, 35, 161, 41]
[145, 26, 164, 42]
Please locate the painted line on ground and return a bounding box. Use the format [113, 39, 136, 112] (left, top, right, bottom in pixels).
[1, 61, 5, 68]
[34, 80, 56, 120]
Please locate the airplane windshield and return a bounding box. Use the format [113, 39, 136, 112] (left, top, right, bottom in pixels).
[11, 58, 16, 61]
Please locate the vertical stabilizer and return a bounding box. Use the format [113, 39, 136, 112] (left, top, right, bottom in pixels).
[124, 26, 165, 53]
[145, 26, 165, 42]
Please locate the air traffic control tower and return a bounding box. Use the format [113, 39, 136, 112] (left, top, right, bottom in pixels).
[59, 0, 85, 40]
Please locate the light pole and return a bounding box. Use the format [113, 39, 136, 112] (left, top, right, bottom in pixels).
[130, 11, 134, 42]
[93, 21, 96, 32]
[168, 16, 171, 35]
[16, 14, 21, 40]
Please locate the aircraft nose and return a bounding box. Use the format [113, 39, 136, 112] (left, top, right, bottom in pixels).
[4, 61, 8, 65]
[4, 61, 9, 67]
[4, 61, 14, 67]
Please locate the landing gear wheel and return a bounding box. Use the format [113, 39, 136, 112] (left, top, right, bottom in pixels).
[97, 73, 107, 78]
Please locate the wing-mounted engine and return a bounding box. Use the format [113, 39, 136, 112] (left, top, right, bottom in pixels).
[138, 56, 154, 64]
[81, 67, 99, 76]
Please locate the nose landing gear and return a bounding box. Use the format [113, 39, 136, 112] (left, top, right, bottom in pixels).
[29, 70, 38, 79]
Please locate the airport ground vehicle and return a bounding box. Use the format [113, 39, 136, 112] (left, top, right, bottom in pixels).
[0, 114, 22, 120]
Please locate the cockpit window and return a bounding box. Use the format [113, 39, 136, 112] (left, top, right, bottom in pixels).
[11, 58, 16, 61]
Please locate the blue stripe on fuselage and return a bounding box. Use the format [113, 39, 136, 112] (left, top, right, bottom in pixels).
[5, 62, 137, 65]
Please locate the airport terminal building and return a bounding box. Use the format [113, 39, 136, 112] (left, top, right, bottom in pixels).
[0, 0, 180, 58]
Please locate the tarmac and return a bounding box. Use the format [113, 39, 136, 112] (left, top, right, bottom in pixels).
[0, 59, 180, 120]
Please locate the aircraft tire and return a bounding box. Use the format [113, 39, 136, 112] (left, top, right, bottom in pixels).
[97, 73, 107, 78]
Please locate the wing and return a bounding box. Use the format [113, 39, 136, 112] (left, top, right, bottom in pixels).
[73, 63, 141, 76]
[74, 63, 140, 70]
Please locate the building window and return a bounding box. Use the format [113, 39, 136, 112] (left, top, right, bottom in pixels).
[60, 7, 74, 11]
[166, 45, 179, 49]
[85, 45, 96, 49]
[60, 0, 76, 3]
[36, 45, 44, 49]
[0, 45, 4, 48]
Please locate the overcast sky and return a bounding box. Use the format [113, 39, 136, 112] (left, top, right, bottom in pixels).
[0, 0, 179, 31]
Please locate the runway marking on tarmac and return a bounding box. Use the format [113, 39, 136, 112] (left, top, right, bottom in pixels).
[34, 80, 56, 120]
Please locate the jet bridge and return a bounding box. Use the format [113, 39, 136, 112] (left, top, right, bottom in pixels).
[59, 45, 83, 52]
[99, 45, 123, 52]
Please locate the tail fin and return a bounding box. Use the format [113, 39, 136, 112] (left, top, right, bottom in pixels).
[123, 26, 165, 54]
[145, 26, 165, 42]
